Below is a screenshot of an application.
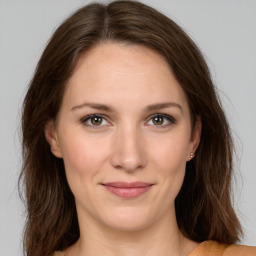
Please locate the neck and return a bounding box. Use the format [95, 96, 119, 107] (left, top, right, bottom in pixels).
[66, 206, 198, 256]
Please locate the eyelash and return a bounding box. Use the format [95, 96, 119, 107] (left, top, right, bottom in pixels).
[80, 113, 176, 129]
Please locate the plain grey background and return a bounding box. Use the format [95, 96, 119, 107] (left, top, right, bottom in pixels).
[0, 0, 255, 255]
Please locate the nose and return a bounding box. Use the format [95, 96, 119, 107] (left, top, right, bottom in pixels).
[110, 126, 147, 172]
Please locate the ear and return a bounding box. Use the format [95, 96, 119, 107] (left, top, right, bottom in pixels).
[44, 120, 62, 158]
[188, 116, 202, 161]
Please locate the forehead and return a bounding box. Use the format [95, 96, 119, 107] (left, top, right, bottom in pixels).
[63, 43, 189, 112]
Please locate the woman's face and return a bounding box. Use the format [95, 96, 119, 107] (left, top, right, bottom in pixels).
[46, 43, 201, 231]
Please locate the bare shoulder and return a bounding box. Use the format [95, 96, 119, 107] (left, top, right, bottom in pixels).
[223, 244, 256, 256]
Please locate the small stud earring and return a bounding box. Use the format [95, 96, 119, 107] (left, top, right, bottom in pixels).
[190, 152, 195, 159]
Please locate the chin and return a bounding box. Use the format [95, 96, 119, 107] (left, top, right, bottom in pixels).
[99, 206, 155, 232]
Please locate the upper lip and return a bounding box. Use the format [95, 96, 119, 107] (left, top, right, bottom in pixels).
[102, 182, 153, 188]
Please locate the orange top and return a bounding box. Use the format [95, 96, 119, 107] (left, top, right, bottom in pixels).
[53, 240, 256, 256]
[187, 240, 256, 256]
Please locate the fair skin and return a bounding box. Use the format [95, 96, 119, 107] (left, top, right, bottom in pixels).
[45, 43, 201, 256]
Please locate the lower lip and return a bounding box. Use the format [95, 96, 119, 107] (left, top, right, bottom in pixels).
[103, 185, 152, 198]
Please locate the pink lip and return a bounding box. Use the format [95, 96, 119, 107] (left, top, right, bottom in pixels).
[102, 182, 153, 199]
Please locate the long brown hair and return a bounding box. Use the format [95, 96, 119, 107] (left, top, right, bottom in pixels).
[20, 1, 242, 255]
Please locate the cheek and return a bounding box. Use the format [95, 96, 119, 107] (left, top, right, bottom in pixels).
[59, 131, 111, 208]
[59, 130, 110, 179]
[149, 130, 190, 198]
[154, 140, 187, 186]
[150, 130, 191, 170]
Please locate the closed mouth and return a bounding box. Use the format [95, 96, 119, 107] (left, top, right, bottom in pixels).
[101, 182, 153, 198]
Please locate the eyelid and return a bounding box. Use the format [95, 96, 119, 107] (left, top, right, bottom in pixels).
[80, 114, 111, 128]
[80, 113, 176, 129]
[146, 113, 176, 127]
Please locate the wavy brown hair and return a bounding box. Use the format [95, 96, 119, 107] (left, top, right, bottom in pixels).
[20, 1, 242, 256]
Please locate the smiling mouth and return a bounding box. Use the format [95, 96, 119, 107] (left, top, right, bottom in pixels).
[101, 182, 153, 199]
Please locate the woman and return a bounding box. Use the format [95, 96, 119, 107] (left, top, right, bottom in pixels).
[20, 1, 256, 256]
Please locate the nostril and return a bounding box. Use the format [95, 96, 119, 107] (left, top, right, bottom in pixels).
[110, 151, 147, 172]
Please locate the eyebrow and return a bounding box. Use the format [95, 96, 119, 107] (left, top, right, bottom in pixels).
[71, 102, 183, 113]
[145, 102, 183, 113]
